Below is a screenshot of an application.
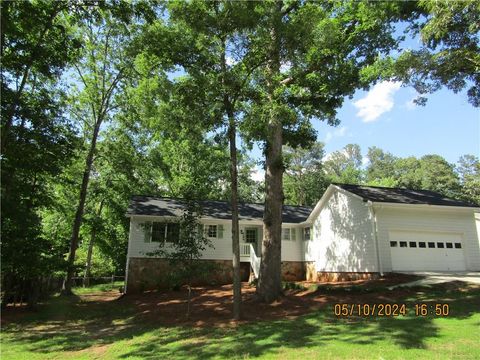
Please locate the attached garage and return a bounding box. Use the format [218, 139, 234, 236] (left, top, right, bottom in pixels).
[306, 184, 480, 276]
[389, 230, 466, 271]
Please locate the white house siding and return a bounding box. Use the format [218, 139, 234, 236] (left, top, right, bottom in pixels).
[281, 227, 303, 261]
[128, 217, 305, 262]
[375, 206, 480, 272]
[128, 217, 233, 260]
[307, 190, 377, 272]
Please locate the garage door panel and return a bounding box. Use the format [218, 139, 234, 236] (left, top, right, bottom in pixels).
[389, 231, 466, 271]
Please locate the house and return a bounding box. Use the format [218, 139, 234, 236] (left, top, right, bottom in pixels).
[125, 184, 480, 293]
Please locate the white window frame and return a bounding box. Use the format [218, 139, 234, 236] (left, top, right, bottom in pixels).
[245, 228, 257, 243]
[145, 221, 180, 244]
[304, 227, 311, 241]
[282, 228, 296, 241]
[207, 224, 218, 238]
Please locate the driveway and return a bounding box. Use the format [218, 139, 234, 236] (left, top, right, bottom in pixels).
[389, 272, 480, 289]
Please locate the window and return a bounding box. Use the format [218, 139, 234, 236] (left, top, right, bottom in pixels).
[304, 227, 311, 241]
[207, 225, 217, 238]
[203, 224, 224, 239]
[419, 242, 426, 248]
[152, 223, 167, 242]
[446, 242, 453, 249]
[409, 242, 417, 248]
[454, 243, 462, 249]
[390, 241, 398, 247]
[400, 241, 407, 248]
[282, 228, 296, 241]
[437, 242, 445, 248]
[245, 228, 257, 243]
[146, 222, 180, 243]
[166, 223, 180, 243]
[428, 242, 435, 248]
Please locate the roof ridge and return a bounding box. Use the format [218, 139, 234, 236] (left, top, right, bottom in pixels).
[130, 195, 313, 209]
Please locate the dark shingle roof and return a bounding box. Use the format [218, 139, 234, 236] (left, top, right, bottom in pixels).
[335, 183, 478, 208]
[127, 196, 313, 223]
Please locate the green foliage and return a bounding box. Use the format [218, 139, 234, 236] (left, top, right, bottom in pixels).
[1, 0, 85, 304]
[457, 155, 480, 205]
[74, 244, 115, 278]
[283, 142, 329, 206]
[393, 0, 480, 106]
[148, 201, 213, 284]
[324, 144, 364, 185]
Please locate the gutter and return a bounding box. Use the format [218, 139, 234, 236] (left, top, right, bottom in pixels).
[368, 201, 383, 276]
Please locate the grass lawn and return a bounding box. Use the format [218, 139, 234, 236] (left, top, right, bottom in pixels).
[2, 280, 479, 360]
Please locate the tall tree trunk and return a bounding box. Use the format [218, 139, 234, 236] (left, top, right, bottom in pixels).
[83, 199, 105, 287]
[228, 113, 241, 320]
[220, 36, 242, 319]
[62, 119, 102, 295]
[257, 3, 284, 303]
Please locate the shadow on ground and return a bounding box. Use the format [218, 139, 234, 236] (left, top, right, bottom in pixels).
[2, 281, 479, 359]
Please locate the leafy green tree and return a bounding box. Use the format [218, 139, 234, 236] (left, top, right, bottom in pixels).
[457, 155, 480, 205]
[418, 155, 461, 198]
[232, 1, 413, 302]
[62, 6, 140, 294]
[136, 1, 264, 318]
[366, 146, 398, 185]
[324, 144, 363, 184]
[147, 200, 213, 319]
[1, 0, 83, 306]
[394, 0, 480, 107]
[394, 154, 461, 198]
[283, 142, 328, 206]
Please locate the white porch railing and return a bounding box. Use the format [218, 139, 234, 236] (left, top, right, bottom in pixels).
[249, 244, 260, 279]
[239, 243, 260, 279]
[240, 243, 251, 257]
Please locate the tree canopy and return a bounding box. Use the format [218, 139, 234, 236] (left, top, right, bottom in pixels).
[1, 0, 478, 307]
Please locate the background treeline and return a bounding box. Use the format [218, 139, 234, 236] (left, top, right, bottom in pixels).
[1, 0, 479, 305]
[283, 143, 480, 207]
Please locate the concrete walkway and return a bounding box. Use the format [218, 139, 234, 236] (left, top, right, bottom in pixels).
[388, 272, 480, 290]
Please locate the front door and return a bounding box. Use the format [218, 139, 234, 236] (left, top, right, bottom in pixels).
[244, 227, 258, 255]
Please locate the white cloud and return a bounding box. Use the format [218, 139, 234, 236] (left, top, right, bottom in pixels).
[353, 81, 401, 122]
[250, 167, 265, 182]
[324, 126, 348, 143]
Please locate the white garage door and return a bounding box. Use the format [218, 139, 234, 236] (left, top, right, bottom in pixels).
[389, 231, 466, 271]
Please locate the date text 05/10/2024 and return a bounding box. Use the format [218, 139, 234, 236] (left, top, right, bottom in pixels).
[333, 303, 450, 317]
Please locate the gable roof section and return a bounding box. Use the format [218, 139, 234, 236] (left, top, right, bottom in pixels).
[334, 183, 478, 208]
[127, 196, 313, 224]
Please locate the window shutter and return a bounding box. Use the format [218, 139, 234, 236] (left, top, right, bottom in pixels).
[218, 224, 224, 239]
[143, 222, 152, 243]
[291, 228, 296, 241]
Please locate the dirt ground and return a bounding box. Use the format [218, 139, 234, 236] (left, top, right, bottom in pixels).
[117, 273, 422, 327]
[2, 274, 428, 327]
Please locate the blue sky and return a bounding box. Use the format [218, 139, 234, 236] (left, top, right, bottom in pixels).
[318, 84, 479, 164]
[247, 84, 479, 181]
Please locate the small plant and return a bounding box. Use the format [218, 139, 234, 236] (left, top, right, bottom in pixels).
[283, 282, 306, 291]
[147, 198, 213, 319]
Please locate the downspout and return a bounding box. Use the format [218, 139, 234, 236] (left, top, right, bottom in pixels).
[368, 201, 383, 276]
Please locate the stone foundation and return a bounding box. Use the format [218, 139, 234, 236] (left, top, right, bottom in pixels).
[304, 262, 379, 282]
[126, 258, 250, 293]
[305, 262, 317, 281]
[126, 258, 308, 293]
[314, 271, 379, 282]
[281, 261, 305, 281]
